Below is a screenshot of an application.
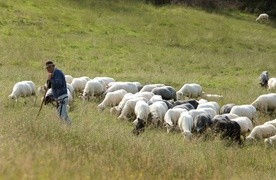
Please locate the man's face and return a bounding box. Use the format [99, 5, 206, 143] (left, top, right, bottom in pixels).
[46, 65, 54, 73]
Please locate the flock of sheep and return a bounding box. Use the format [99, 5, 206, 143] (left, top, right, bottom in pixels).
[7, 70, 276, 146]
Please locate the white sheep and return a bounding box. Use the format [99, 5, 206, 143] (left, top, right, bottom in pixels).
[65, 75, 74, 84]
[246, 124, 276, 141]
[178, 111, 194, 140]
[81, 80, 106, 100]
[176, 83, 202, 100]
[164, 108, 188, 133]
[148, 101, 169, 127]
[97, 89, 128, 111]
[229, 104, 257, 123]
[8, 81, 37, 103]
[197, 101, 220, 115]
[133, 100, 150, 124]
[231, 116, 253, 138]
[268, 78, 276, 91]
[251, 93, 276, 114]
[105, 82, 139, 94]
[110, 93, 135, 116]
[110, 91, 154, 115]
[139, 84, 165, 92]
[118, 97, 147, 121]
[70, 76, 90, 93]
[256, 13, 269, 22]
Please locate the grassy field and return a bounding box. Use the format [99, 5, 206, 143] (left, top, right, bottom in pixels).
[0, 0, 276, 179]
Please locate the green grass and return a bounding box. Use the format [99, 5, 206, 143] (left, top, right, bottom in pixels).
[0, 0, 276, 179]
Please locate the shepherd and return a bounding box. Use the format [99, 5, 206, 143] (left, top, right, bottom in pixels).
[44, 60, 72, 125]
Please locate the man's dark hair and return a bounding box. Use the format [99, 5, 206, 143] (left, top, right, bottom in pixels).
[45, 60, 55, 68]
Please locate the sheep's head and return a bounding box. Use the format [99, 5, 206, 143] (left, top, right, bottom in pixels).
[8, 94, 17, 102]
[176, 92, 183, 100]
[80, 92, 90, 101]
[164, 123, 174, 133]
[132, 118, 146, 135]
[264, 138, 274, 147]
[183, 131, 193, 140]
[97, 104, 105, 111]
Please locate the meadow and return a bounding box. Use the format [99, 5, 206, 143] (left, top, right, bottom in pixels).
[0, 0, 276, 179]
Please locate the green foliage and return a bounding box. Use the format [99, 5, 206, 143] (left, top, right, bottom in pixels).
[0, 0, 276, 179]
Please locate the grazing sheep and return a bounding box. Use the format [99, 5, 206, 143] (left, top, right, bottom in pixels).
[259, 71, 269, 87]
[197, 101, 220, 115]
[231, 117, 253, 139]
[229, 105, 257, 123]
[111, 91, 153, 115]
[268, 78, 276, 91]
[220, 103, 235, 114]
[246, 124, 276, 141]
[256, 13, 269, 22]
[8, 81, 37, 103]
[81, 80, 106, 100]
[139, 84, 165, 92]
[70, 76, 90, 93]
[118, 97, 147, 121]
[65, 75, 74, 84]
[193, 113, 212, 134]
[178, 112, 194, 140]
[105, 82, 139, 94]
[211, 116, 242, 143]
[251, 93, 276, 114]
[97, 89, 128, 111]
[151, 86, 177, 101]
[264, 134, 276, 146]
[148, 101, 169, 127]
[164, 108, 188, 133]
[176, 83, 202, 100]
[133, 100, 150, 125]
[110, 93, 134, 116]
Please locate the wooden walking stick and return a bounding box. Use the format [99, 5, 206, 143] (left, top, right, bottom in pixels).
[35, 81, 49, 120]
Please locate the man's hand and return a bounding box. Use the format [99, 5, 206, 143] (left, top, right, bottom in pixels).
[48, 73, 53, 80]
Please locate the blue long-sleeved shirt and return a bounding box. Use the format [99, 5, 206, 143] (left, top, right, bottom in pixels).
[47, 68, 67, 99]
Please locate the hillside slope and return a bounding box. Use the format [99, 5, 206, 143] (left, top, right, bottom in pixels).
[0, 0, 276, 179]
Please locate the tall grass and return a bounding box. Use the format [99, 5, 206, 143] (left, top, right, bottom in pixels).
[0, 0, 276, 179]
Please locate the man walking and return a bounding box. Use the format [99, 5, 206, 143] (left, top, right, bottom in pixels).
[45, 60, 72, 125]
